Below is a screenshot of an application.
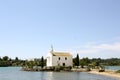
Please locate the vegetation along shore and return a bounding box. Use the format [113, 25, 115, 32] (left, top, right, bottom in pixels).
[0, 55, 120, 79]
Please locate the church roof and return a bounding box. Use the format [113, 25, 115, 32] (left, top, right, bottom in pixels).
[52, 52, 72, 56]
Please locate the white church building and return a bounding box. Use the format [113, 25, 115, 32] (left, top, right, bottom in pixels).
[46, 47, 73, 67]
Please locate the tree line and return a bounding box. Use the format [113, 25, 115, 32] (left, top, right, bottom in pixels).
[0, 56, 46, 67]
[0, 55, 120, 67]
[73, 54, 120, 68]
[0, 56, 24, 67]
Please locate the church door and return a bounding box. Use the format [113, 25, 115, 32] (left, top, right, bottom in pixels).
[63, 63, 65, 66]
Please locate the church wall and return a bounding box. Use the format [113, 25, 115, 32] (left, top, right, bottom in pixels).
[46, 53, 53, 66]
[52, 56, 72, 66]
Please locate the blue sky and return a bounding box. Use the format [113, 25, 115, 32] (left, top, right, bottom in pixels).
[0, 0, 120, 59]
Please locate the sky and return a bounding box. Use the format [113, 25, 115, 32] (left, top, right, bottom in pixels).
[0, 0, 120, 59]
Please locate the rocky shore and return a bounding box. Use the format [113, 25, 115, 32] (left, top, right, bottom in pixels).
[22, 67, 120, 79]
[21, 66, 72, 72]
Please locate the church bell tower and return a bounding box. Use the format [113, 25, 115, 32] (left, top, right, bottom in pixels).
[50, 45, 54, 54]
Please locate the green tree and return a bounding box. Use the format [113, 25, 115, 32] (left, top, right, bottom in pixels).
[91, 61, 100, 69]
[26, 60, 35, 69]
[0, 57, 2, 60]
[76, 54, 79, 66]
[40, 56, 44, 68]
[79, 59, 85, 68]
[73, 53, 80, 67]
[15, 57, 19, 61]
[3, 56, 9, 61]
[79, 57, 90, 68]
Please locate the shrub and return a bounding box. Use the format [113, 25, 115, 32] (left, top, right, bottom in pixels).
[116, 70, 120, 73]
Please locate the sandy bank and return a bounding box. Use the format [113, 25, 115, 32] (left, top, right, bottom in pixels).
[88, 70, 120, 79]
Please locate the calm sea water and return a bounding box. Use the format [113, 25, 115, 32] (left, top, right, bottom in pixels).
[105, 66, 120, 71]
[0, 67, 119, 80]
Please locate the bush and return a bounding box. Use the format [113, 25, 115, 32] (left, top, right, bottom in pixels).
[99, 69, 105, 72]
[116, 70, 120, 73]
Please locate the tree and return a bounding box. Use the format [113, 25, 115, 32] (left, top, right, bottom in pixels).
[40, 56, 44, 68]
[76, 54, 79, 66]
[15, 57, 19, 61]
[79, 60, 85, 68]
[0, 57, 2, 60]
[3, 56, 9, 61]
[73, 53, 80, 67]
[79, 57, 90, 68]
[26, 60, 35, 69]
[91, 61, 100, 69]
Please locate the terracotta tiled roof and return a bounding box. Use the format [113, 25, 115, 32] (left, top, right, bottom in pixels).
[52, 52, 72, 56]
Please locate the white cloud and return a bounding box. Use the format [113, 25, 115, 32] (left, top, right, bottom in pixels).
[92, 42, 120, 51]
[77, 42, 120, 54]
[78, 49, 98, 54]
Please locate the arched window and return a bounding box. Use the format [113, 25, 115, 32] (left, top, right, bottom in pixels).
[58, 57, 60, 60]
[65, 57, 67, 60]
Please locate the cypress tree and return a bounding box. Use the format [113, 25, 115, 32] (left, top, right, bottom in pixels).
[76, 53, 79, 66]
[41, 56, 44, 68]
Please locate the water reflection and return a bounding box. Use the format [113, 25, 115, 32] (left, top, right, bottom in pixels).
[46, 72, 54, 80]
[45, 72, 75, 80]
[0, 67, 119, 80]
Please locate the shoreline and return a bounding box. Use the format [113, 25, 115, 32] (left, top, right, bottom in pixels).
[22, 67, 120, 79]
[88, 70, 120, 79]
